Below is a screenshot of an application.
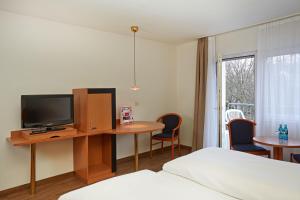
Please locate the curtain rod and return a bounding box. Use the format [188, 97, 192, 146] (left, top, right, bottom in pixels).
[207, 12, 300, 38]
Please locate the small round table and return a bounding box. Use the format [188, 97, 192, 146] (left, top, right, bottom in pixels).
[253, 136, 300, 160]
[108, 121, 165, 171]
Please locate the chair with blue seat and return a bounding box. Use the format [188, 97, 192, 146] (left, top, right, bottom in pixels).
[150, 113, 182, 159]
[228, 119, 270, 158]
[290, 153, 300, 163]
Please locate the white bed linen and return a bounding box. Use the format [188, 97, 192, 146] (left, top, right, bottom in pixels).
[59, 170, 238, 200]
[163, 147, 300, 200]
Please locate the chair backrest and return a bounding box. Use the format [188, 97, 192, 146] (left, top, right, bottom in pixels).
[228, 119, 256, 147]
[157, 113, 182, 134]
[225, 109, 245, 123]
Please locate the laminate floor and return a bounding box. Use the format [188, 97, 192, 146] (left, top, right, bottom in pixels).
[0, 147, 190, 200]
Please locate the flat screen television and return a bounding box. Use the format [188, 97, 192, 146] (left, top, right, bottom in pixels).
[21, 94, 74, 129]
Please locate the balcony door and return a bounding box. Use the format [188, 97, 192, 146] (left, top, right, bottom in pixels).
[219, 55, 256, 148]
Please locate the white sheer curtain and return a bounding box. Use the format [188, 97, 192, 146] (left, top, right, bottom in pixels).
[256, 16, 300, 139]
[203, 36, 218, 147]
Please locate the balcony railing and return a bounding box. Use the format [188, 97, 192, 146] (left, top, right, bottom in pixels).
[226, 102, 255, 120]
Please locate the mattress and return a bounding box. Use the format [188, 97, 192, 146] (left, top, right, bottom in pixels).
[59, 169, 238, 200]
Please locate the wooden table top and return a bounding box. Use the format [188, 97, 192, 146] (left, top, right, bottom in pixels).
[253, 136, 300, 148]
[107, 121, 165, 135]
[8, 121, 165, 146]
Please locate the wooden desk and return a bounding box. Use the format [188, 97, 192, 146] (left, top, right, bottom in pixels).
[107, 121, 165, 171]
[253, 136, 300, 160]
[8, 121, 163, 194]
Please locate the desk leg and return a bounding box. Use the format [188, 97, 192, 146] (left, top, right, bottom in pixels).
[273, 147, 283, 160]
[134, 134, 139, 171]
[150, 132, 152, 158]
[30, 144, 36, 194]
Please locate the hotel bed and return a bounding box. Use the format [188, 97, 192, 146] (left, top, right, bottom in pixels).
[59, 148, 300, 200]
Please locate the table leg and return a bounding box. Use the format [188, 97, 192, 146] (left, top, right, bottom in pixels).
[30, 144, 36, 194]
[273, 147, 283, 160]
[150, 132, 153, 158]
[134, 134, 139, 171]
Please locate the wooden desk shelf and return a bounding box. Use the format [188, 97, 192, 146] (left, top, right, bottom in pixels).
[9, 127, 84, 146]
[74, 134, 115, 184]
[73, 88, 116, 184]
[88, 163, 113, 184]
[88, 134, 112, 172]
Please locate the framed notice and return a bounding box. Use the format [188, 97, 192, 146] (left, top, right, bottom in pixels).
[120, 106, 134, 124]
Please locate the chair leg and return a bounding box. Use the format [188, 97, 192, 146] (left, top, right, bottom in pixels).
[171, 138, 174, 159]
[150, 132, 153, 158]
[161, 141, 164, 152]
[178, 136, 181, 155]
[290, 153, 294, 162]
[268, 151, 271, 158]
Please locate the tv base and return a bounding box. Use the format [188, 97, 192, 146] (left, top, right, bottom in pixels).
[15, 126, 77, 142]
[31, 126, 66, 134]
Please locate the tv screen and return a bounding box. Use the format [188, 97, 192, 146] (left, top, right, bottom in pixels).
[21, 95, 74, 128]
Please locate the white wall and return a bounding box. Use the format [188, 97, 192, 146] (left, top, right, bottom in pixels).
[0, 11, 177, 190]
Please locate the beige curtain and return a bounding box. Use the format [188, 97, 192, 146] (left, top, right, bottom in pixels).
[192, 37, 208, 150]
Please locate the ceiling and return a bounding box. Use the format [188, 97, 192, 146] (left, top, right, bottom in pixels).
[0, 0, 300, 43]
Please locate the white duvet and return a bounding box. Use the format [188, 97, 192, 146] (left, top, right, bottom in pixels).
[163, 147, 300, 200]
[59, 170, 237, 200]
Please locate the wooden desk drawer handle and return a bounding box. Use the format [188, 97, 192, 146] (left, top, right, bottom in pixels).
[50, 136, 60, 138]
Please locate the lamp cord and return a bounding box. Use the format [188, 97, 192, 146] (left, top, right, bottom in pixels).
[133, 31, 136, 86]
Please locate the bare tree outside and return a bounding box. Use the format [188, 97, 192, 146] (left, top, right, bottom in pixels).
[224, 57, 255, 120]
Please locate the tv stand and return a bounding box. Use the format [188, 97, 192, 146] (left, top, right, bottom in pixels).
[31, 126, 66, 134]
[46, 126, 66, 131]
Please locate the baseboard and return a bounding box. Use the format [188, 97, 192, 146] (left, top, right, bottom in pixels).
[0, 145, 192, 195]
[117, 144, 192, 164]
[0, 171, 75, 197]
